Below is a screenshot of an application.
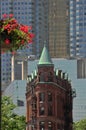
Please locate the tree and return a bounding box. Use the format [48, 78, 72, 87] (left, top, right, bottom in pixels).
[1, 96, 26, 130]
[73, 119, 86, 130]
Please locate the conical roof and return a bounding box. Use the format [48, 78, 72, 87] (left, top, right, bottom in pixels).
[38, 44, 53, 66]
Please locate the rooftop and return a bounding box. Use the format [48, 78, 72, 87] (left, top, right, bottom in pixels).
[38, 44, 53, 66]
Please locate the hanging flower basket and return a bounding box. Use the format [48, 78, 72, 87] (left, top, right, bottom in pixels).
[0, 14, 34, 53]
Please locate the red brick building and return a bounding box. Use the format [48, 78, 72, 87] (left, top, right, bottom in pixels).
[26, 45, 73, 130]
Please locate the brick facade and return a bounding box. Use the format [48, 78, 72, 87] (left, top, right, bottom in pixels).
[26, 64, 73, 130]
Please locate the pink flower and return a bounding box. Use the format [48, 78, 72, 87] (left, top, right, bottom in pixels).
[4, 24, 10, 30]
[9, 19, 18, 24]
[11, 51, 16, 55]
[26, 46, 29, 48]
[5, 39, 10, 45]
[2, 14, 8, 18]
[9, 14, 14, 18]
[1, 51, 5, 54]
[0, 13, 34, 52]
[20, 25, 29, 33]
[28, 26, 32, 30]
[28, 39, 33, 44]
[29, 33, 35, 38]
[21, 40, 25, 44]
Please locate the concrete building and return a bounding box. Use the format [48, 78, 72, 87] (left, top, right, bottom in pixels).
[26, 45, 73, 130]
[69, 0, 86, 58]
[11, 55, 28, 81]
[11, 53, 36, 81]
[48, 0, 70, 58]
[77, 59, 86, 79]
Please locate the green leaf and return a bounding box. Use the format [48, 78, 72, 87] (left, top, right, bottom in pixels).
[1, 96, 26, 130]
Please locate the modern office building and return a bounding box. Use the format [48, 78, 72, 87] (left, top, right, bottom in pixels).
[3, 80, 27, 116]
[26, 45, 73, 130]
[69, 0, 86, 58]
[33, 0, 49, 57]
[48, 0, 70, 58]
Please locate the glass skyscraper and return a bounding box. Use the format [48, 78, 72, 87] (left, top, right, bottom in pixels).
[48, 0, 70, 58]
[70, 0, 86, 58]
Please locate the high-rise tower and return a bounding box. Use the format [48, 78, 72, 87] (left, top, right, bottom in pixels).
[69, 0, 86, 58]
[48, 0, 69, 58]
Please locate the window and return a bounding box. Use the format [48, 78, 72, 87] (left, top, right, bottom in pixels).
[48, 92, 52, 102]
[39, 106, 45, 115]
[2, 78, 5, 80]
[48, 105, 52, 116]
[48, 122, 52, 130]
[39, 93, 45, 102]
[39, 121, 45, 130]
